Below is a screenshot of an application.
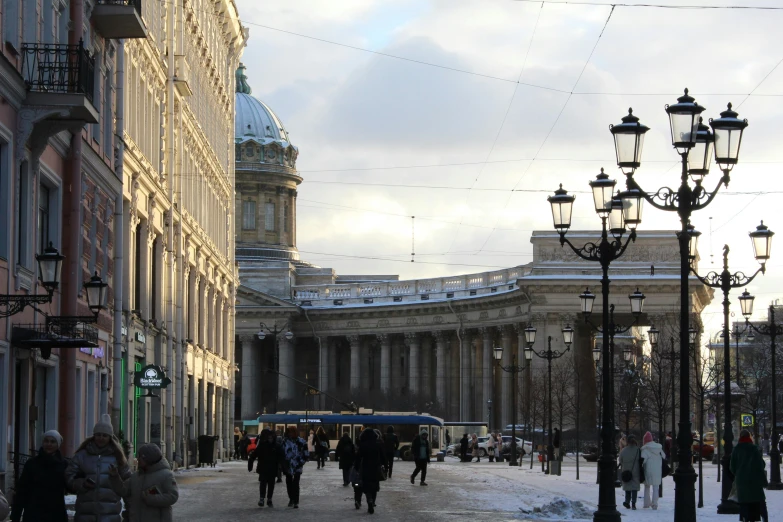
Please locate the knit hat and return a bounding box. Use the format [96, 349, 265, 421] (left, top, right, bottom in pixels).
[43, 430, 63, 448]
[137, 443, 163, 464]
[643, 431, 653, 445]
[93, 414, 114, 436]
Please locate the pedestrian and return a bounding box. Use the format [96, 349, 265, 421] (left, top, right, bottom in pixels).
[108, 443, 178, 522]
[248, 429, 284, 508]
[762, 433, 770, 456]
[239, 431, 250, 460]
[65, 414, 131, 522]
[640, 431, 665, 510]
[336, 432, 356, 486]
[618, 434, 641, 510]
[445, 431, 451, 448]
[233, 427, 241, 460]
[471, 433, 480, 462]
[486, 431, 496, 462]
[460, 433, 470, 462]
[618, 432, 627, 453]
[778, 434, 783, 455]
[275, 430, 284, 483]
[410, 430, 431, 486]
[553, 428, 561, 461]
[10, 430, 68, 522]
[731, 429, 768, 522]
[0, 487, 9, 520]
[315, 426, 330, 469]
[307, 429, 315, 458]
[383, 426, 399, 478]
[664, 432, 672, 460]
[281, 425, 309, 509]
[354, 427, 388, 514]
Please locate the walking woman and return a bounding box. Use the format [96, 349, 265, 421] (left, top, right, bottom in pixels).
[354, 427, 388, 514]
[108, 444, 179, 522]
[618, 435, 641, 510]
[410, 431, 430, 486]
[471, 434, 480, 462]
[65, 415, 131, 522]
[307, 429, 315, 458]
[460, 433, 470, 462]
[315, 427, 330, 469]
[336, 432, 356, 486]
[248, 429, 284, 508]
[383, 426, 399, 478]
[281, 426, 309, 508]
[10, 430, 68, 522]
[486, 431, 496, 462]
[640, 431, 665, 510]
[731, 429, 768, 522]
[233, 427, 241, 460]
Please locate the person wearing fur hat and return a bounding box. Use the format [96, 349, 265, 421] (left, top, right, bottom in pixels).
[108, 443, 178, 522]
[66, 414, 131, 522]
[10, 430, 68, 521]
[640, 431, 666, 510]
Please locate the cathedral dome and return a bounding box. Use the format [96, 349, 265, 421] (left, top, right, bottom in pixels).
[234, 64, 295, 148]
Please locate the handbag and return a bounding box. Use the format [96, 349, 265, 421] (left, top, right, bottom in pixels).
[349, 467, 361, 486]
[377, 464, 387, 482]
[662, 459, 671, 478]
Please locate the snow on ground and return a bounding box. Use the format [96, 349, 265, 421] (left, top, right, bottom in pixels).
[434, 455, 781, 520]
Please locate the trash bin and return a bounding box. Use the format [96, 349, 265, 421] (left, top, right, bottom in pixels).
[549, 460, 561, 475]
[437, 452, 445, 462]
[198, 435, 217, 467]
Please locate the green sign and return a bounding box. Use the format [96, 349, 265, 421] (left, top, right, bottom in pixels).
[134, 364, 171, 389]
[741, 413, 754, 427]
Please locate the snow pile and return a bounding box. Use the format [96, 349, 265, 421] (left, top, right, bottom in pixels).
[519, 496, 593, 520]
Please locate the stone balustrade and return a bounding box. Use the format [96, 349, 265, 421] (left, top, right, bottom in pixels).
[292, 266, 530, 305]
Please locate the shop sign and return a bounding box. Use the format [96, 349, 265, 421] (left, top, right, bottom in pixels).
[135, 331, 146, 343]
[134, 364, 171, 389]
[79, 347, 105, 359]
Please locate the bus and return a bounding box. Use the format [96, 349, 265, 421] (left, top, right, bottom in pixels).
[244, 411, 445, 459]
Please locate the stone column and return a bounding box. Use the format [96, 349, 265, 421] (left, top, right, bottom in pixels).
[378, 334, 390, 393]
[348, 335, 361, 392]
[278, 336, 293, 401]
[214, 387, 222, 454]
[434, 331, 447, 410]
[405, 332, 420, 400]
[199, 375, 207, 436]
[460, 330, 472, 421]
[501, 326, 513, 429]
[240, 335, 258, 420]
[360, 338, 371, 389]
[421, 335, 432, 403]
[319, 337, 329, 410]
[450, 334, 460, 420]
[328, 339, 338, 393]
[480, 327, 493, 424]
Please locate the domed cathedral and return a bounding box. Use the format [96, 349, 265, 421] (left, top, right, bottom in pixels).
[234, 64, 304, 272]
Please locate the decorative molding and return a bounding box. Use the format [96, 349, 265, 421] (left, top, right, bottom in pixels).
[403, 332, 419, 346]
[346, 335, 360, 345]
[376, 333, 389, 344]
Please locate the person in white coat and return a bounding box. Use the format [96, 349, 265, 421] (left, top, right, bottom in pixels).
[640, 431, 666, 510]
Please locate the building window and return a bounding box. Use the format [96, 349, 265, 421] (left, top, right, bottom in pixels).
[265, 202, 275, 231]
[242, 200, 256, 230]
[38, 183, 50, 254]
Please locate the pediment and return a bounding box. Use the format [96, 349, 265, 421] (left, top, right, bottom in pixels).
[236, 285, 297, 309]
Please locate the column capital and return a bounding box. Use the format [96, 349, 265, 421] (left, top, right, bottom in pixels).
[478, 326, 494, 340]
[432, 330, 447, 343]
[237, 334, 255, 343]
[530, 312, 547, 324]
[560, 312, 577, 326]
[403, 332, 419, 346]
[376, 333, 389, 344]
[347, 334, 360, 346]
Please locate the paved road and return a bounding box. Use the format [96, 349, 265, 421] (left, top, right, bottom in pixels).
[174, 459, 521, 521]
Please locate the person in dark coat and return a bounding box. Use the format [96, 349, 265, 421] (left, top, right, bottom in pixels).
[248, 429, 284, 508]
[553, 428, 561, 461]
[336, 433, 355, 486]
[383, 426, 399, 478]
[410, 431, 431, 486]
[10, 430, 68, 522]
[731, 429, 768, 522]
[460, 434, 470, 462]
[315, 427, 329, 469]
[353, 428, 387, 514]
[239, 431, 250, 460]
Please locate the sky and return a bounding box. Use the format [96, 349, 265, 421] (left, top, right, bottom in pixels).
[233, 0, 783, 340]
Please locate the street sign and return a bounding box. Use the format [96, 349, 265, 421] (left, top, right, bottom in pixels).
[741, 413, 754, 427]
[134, 364, 171, 389]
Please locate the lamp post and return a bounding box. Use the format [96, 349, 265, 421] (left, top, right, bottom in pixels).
[547, 168, 641, 522]
[526, 330, 573, 474]
[611, 90, 749, 522]
[493, 325, 534, 466]
[487, 400, 493, 433]
[738, 290, 783, 490]
[688, 228, 771, 511]
[258, 322, 294, 412]
[0, 243, 64, 317]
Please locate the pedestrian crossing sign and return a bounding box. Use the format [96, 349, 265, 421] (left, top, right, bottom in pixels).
[741, 413, 754, 427]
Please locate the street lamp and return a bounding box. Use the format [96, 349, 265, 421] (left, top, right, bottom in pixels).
[494, 326, 534, 466]
[689, 230, 770, 510]
[84, 272, 109, 317]
[611, 90, 748, 522]
[737, 290, 783, 490]
[526, 330, 572, 474]
[548, 168, 641, 521]
[0, 242, 64, 317]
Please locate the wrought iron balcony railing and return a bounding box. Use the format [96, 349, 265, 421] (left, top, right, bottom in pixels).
[21, 40, 95, 103]
[98, 0, 142, 11]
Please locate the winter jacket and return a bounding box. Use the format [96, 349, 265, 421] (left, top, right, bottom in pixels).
[411, 436, 431, 462]
[307, 433, 315, 454]
[10, 449, 68, 522]
[460, 436, 469, 458]
[0, 488, 9, 520]
[730, 439, 767, 504]
[282, 437, 309, 475]
[618, 445, 641, 492]
[109, 458, 178, 522]
[248, 439, 284, 480]
[336, 435, 355, 470]
[383, 432, 399, 455]
[640, 441, 666, 487]
[553, 430, 561, 449]
[354, 430, 387, 494]
[65, 439, 131, 522]
[315, 434, 330, 456]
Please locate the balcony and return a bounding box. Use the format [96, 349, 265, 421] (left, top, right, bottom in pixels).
[21, 41, 98, 123]
[91, 0, 147, 39]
